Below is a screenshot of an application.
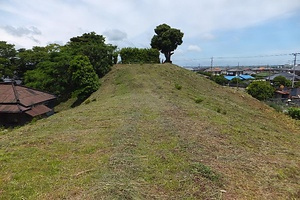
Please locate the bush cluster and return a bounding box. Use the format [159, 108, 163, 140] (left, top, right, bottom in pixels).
[175, 83, 182, 90]
[287, 107, 300, 120]
[246, 81, 275, 100]
[120, 47, 160, 64]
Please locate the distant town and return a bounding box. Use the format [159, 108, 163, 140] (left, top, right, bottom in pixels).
[185, 64, 300, 107]
[185, 64, 300, 83]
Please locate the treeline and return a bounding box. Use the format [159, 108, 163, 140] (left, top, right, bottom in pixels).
[0, 32, 160, 102]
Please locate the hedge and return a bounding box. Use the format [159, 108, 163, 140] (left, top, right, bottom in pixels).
[120, 47, 160, 64]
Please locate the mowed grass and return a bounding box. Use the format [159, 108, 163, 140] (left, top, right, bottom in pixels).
[0, 63, 300, 199]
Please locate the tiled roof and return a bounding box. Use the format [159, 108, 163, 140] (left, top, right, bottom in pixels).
[0, 104, 29, 113]
[25, 104, 52, 117]
[0, 82, 56, 114]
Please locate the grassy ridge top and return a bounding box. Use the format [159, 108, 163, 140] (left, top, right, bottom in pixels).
[1, 64, 299, 199]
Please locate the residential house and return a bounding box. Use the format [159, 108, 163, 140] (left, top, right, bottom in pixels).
[0, 82, 57, 127]
[290, 87, 300, 98]
[226, 68, 244, 76]
[204, 67, 224, 75]
[266, 72, 300, 81]
[224, 74, 254, 81]
[293, 65, 300, 76]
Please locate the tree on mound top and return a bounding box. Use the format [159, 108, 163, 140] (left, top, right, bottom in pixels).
[151, 24, 184, 63]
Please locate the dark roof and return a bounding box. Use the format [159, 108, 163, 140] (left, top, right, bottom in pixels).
[267, 72, 300, 81]
[227, 68, 244, 72]
[0, 82, 56, 114]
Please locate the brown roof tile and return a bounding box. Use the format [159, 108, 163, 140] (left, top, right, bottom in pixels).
[0, 104, 29, 113]
[25, 104, 52, 117]
[0, 82, 56, 114]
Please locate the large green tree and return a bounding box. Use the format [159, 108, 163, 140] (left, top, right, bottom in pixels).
[0, 41, 17, 80]
[68, 55, 100, 100]
[3, 32, 115, 104]
[272, 76, 292, 88]
[66, 32, 117, 77]
[24, 46, 72, 98]
[246, 81, 275, 100]
[151, 24, 184, 63]
[16, 44, 60, 78]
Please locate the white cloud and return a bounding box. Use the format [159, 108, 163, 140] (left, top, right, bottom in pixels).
[0, 0, 299, 62]
[187, 45, 202, 52]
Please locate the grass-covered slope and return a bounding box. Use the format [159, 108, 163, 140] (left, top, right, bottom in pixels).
[0, 64, 299, 199]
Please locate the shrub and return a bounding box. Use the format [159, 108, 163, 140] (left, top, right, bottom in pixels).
[190, 162, 221, 182]
[195, 97, 204, 103]
[211, 75, 228, 85]
[175, 83, 182, 90]
[287, 107, 300, 120]
[69, 55, 100, 100]
[267, 102, 283, 113]
[273, 76, 292, 88]
[246, 81, 275, 100]
[197, 71, 212, 77]
[119, 47, 160, 64]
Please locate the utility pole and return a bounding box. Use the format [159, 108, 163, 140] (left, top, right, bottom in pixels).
[292, 53, 300, 88]
[210, 57, 213, 73]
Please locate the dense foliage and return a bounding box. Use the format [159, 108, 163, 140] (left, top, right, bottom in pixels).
[287, 107, 300, 120]
[66, 32, 118, 77]
[119, 47, 160, 64]
[272, 76, 292, 88]
[151, 23, 183, 63]
[0, 41, 17, 80]
[68, 55, 100, 100]
[211, 75, 228, 85]
[246, 81, 275, 100]
[1, 32, 117, 102]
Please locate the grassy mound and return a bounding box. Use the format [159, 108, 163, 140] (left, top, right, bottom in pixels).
[0, 64, 299, 199]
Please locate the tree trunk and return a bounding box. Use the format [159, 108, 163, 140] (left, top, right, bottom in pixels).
[164, 52, 173, 63]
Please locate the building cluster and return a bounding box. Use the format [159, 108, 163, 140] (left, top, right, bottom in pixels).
[198, 65, 300, 77]
[192, 65, 300, 100]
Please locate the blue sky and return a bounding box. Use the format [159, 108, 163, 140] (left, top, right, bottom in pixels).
[1, 0, 300, 67]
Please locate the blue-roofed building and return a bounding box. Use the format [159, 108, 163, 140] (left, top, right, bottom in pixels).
[224, 76, 241, 81]
[225, 75, 254, 81]
[239, 75, 255, 80]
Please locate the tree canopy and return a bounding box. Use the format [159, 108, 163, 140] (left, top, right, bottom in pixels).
[246, 81, 275, 100]
[66, 32, 117, 77]
[20, 32, 116, 102]
[272, 76, 292, 88]
[151, 24, 183, 63]
[0, 41, 17, 80]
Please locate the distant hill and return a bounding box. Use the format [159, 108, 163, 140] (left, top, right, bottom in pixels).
[0, 64, 299, 199]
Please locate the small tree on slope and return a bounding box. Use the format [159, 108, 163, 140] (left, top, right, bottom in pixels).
[246, 81, 275, 101]
[151, 24, 184, 63]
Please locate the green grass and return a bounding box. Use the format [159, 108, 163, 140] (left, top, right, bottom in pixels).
[0, 63, 300, 199]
